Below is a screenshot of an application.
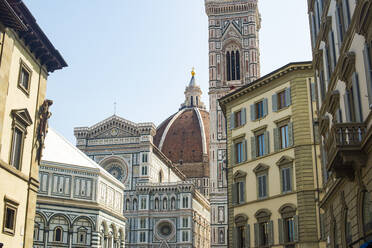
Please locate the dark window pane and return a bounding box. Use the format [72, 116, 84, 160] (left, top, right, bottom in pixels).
[231, 51, 236, 80]
[236, 51, 240, 80]
[227, 52, 231, 81]
[11, 128, 23, 169]
[5, 207, 15, 230]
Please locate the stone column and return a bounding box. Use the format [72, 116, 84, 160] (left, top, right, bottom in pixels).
[68, 228, 73, 248]
[43, 226, 49, 248]
[104, 235, 108, 248]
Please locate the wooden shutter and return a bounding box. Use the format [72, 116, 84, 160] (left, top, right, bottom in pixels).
[324, 47, 331, 83]
[232, 183, 237, 205]
[352, 72, 363, 122]
[245, 224, 250, 248]
[363, 44, 372, 107]
[344, 91, 351, 122]
[335, 6, 343, 50]
[239, 182, 245, 203]
[310, 13, 317, 46]
[243, 139, 247, 162]
[263, 98, 268, 116]
[233, 227, 238, 248]
[281, 168, 286, 192]
[230, 112, 235, 129]
[285, 87, 291, 106]
[272, 94, 278, 112]
[250, 104, 255, 121]
[268, 221, 274, 245]
[287, 168, 292, 191]
[288, 123, 294, 147]
[293, 215, 299, 242]
[258, 176, 263, 198]
[263, 175, 267, 197]
[254, 223, 259, 247]
[264, 131, 270, 155]
[342, 0, 350, 29]
[278, 219, 284, 244]
[311, 82, 316, 101]
[274, 127, 279, 152]
[320, 213, 325, 240]
[231, 143, 236, 165]
[251, 137, 256, 159]
[328, 31, 336, 71]
[241, 107, 247, 125]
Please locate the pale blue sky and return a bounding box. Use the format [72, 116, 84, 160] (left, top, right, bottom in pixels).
[24, 0, 311, 143]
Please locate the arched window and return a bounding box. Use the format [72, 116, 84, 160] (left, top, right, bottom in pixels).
[196, 96, 199, 106]
[159, 171, 163, 183]
[125, 199, 130, 211]
[155, 198, 159, 210]
[226, 50, 241, 81]
[226, 52, 231, 81]
[54, 227, 63, 242]
[34, 223, 39, 241]
[133, 199, 138, 210]
[77, 227, 87, 244]
[191, 96, 194, 106]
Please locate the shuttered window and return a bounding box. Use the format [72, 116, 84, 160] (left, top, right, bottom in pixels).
[257, 134, 265, 157]
[281, 167, 292, 193]
[231, 108, 247, 129]
[279, 216, 299, 244]
[257, 174, 267, 199]
[363, 44, 372, 107]
[274, 88, 291, 111]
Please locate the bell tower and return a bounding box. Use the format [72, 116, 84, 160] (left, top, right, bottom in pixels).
[205, 0, 261, 247]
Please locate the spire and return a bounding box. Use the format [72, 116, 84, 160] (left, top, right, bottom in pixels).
[189, 68, 196, 87]
[180, 68, 206, 110]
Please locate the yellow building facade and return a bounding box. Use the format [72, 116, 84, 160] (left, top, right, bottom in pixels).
[0, 1, 66, 247]
[220, 62, 325, 248]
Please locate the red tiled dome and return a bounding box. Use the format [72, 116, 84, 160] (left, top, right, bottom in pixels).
[154, 108, 209, 178]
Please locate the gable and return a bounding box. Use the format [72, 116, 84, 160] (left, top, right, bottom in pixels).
[253, 163, 270, 174]
[222, 22, 242, 41]
[276, 155, 294, 166]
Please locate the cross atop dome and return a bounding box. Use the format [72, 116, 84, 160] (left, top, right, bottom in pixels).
[180, 68, 206, 110]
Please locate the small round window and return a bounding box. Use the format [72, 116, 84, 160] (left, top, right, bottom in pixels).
[156, 220, 175, 240]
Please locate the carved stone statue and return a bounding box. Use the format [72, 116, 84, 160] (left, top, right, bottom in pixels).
[36, 99, 53, 163]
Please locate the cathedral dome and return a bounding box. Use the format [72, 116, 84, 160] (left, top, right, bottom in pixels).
[154, 70, 209, 179]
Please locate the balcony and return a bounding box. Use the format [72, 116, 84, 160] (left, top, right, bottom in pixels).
[325, 123, 367, 179]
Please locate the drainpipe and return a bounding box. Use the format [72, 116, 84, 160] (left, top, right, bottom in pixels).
[309, 79, 322, 241]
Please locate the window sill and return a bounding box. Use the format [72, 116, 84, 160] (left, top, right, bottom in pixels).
[232, 124, 245, 131]
[2, 229, 15, 236]
[17, 84, 30, 97]
[252, 115, 268, 123]
[275, 105, 291, 113]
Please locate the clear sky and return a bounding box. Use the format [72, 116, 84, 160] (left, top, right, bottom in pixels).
[24, 0, 312, 143]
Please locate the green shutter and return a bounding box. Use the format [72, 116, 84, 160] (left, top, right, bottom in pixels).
[243, 139, 247, 162]
[231, 144, 235, 165]
[311, 82, 316, 101]
[263, 98, 268, 116]
[232, 183, 237, 205]
[324, 47, 331, 82]
[274, 127, 279, 152]
[240, 182, 245, 203]
[288, 123, 294, 147]
[264, 131, 270, 155]
[294, 215, 299, 242]
[272, 94, 278, 112]
[254, 223, 259, 247]
[245, 224, 250, 248]
[342, 0, 350, 29]
[251, 137, 256, 159]
[363, 44, 372, 107]
[278, 219, 284, 244]
[268, 221, 274, 245]
[250, 104, 255, 121]
[233, 227, 238, 248]
[241, 107, 247, 125]
[352, 72, 363, 122]
[335, 6, 343, 50]
[285, 87, 291, 106]
[230, 112, 235, 129]
[344, 91, 351, 122]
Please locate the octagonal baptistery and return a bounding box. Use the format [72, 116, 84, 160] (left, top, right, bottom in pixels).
[154, 70, 210, 197]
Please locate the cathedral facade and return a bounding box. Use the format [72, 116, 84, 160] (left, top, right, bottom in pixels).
[205, 0, 261, 246]
[74, 112, 211, 247]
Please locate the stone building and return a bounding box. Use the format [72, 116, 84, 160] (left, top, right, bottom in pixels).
[0, 1, 67, 247]
[204, 0, 261, 246]
[74, 114, 211, 247]
[154, 70, 210, 197]
[219, 62, 326, 248]
[307, 0, 372, 246]
[34, 129, 126, 248]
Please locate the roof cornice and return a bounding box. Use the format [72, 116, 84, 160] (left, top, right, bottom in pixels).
[219, 61, 313, 113]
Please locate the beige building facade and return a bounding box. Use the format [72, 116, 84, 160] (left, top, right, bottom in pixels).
[220, 62, 326, 248]
[307, 0, 372, 246]
[0, 1, 66, 247]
